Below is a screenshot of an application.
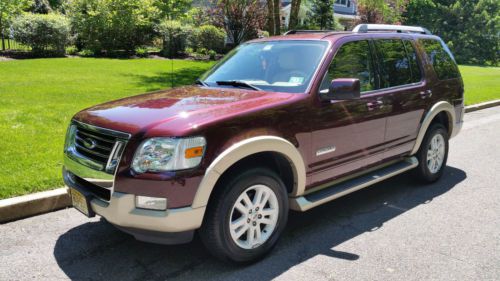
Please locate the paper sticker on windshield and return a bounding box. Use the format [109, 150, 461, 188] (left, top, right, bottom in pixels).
[289, 77, 304, 84]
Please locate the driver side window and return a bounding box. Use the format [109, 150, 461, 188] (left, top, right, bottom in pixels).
[320, 40, 376, 93]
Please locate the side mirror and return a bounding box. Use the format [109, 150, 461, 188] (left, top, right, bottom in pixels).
[319, 78, 361, 101]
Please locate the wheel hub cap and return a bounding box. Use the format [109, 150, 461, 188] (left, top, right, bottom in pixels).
[229, 184, 279, 250]
[427, 134, 445, 174]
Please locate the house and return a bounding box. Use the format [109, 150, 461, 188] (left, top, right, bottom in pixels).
[280, 0, 358, 29]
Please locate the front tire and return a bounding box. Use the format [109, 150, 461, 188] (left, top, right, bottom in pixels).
[414, 123, 449, 183]
[199, 168, 288, 263]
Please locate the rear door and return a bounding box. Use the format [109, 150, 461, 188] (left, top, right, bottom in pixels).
[308, 39, 390, 187]
[371, 38, 429, 160]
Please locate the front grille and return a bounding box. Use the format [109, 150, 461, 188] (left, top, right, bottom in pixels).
[68, 121, 131, 174]
[74, 126, 116, 165]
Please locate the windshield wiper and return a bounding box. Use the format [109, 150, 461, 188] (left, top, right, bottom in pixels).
[216, 80, 261, 91]
[195, 79, 209, 87]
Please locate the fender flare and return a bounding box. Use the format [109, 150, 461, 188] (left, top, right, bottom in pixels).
[410, 101, 456, 155]
[191, 136, 306, 208]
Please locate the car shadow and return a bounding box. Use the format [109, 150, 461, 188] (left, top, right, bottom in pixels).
[54, 166, 466, 281]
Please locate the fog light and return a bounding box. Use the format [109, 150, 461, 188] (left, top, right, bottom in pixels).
[135, 196, 167, 211]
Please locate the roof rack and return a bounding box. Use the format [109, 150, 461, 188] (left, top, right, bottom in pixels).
[352, 24, 432, 35]
[284, 30, 336, 35]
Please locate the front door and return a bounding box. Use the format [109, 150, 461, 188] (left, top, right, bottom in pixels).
[308, 39, 390, 187]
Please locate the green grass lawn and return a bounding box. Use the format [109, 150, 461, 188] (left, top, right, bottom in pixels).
[0, 60, 498, 199]
[0, 58, 214, 199]
[459, 65, 500, 105]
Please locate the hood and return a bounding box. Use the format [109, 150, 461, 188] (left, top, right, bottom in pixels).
[74, 86, 302, 136]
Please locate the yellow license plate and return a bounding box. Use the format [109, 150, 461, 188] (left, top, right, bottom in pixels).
[71, 188, 89, 216]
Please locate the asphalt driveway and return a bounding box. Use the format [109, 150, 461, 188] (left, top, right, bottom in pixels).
[1, 106, 499, 281]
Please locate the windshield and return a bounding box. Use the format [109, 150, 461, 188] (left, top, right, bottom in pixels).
[200, 40, 329, 93]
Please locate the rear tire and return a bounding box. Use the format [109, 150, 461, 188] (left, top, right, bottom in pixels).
[199, 168, 288, 263]
[414, 123, 449, 183]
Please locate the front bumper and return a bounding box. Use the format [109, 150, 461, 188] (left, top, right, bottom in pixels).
[90, 192, 205, 233]
[63, 155, 206, 244]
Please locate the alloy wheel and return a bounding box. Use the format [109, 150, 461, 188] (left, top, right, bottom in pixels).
[229, 184, 279, 249]
[427, 134, 445, 174]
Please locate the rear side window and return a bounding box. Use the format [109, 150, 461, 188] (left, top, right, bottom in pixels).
[320, 40, 376, 92]
[373, 39, 416, 88]
[420, 39, 460, 80]
[403, 40, 422, 83]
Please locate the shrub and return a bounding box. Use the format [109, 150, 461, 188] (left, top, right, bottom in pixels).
[258, 30, 270, 38]
[10, 13, 70, 56]
[208, 49, 217, 60]
[77, 49, 94, 57]
[198, 48, 209, 55]
[156, 20, 192, 57]
[67, 0, 159, 53]
[191, 25, 226, 54]
[65, 46, 78, 55]
[135, 47, 148, 58]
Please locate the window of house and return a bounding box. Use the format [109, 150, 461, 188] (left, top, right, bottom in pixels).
[373, 39, 414, 88]
[335, 0, 350, 7]
[320, 40, 376, 93]
[420, 39, 460, 80]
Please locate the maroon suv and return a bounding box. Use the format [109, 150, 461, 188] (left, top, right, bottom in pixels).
[63, 24, 464, 263]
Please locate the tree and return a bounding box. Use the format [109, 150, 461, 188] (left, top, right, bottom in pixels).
[289, 0, 302, 30]
[66, 0, 160, 53]
[273, 0, 281, 34]
[266, 0, 275, 35]
[311, 0, 335, 30]
[212, 0, 267, 45]
[357, 0, 408, 24]
[405, 0, 499, 65]
[29, 0, 53, 14]
[0, 0, 30, 51]
[154, 0, 193, 20]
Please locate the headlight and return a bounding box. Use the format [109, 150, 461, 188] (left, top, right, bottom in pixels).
[131, 137, 206, 174]
[64, 124, 77, 151]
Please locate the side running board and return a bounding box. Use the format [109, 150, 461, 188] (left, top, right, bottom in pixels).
[289, 157, 418, 211]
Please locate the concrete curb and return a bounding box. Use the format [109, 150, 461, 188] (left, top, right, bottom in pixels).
[0, 188, 70, 223]
[1, 99, 500, 223]
[465, 99, 500, 113]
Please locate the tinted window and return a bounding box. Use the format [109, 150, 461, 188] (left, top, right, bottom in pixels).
[320, 40, 376, 92]
[374, 39, 414, 88]
[420, 39, 460, 80]
[403, 40, 422, 83]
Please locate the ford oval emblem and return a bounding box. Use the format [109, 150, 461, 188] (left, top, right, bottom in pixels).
[83, 138, 97, 150]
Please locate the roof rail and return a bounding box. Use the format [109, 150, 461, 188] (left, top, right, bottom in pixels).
[284, 30, 336, 35]
[352, 24, 432, 35]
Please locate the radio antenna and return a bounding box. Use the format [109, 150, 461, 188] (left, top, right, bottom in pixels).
[170, 43, 174, 89]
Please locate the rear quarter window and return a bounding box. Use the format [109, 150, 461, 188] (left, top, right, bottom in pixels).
[420, 39, 461, 80]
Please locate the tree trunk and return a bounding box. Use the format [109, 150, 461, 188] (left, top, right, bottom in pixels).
[267, 0, 275, 35]
[0, 15, 5, 51]
[273, 0, 281, 35]
[289, 0, 301, 30]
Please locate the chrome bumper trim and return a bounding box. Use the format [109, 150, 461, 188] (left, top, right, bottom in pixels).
[64, 154, 114, 188]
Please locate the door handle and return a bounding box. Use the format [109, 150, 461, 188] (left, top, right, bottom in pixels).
[420, 90, 433, 99]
